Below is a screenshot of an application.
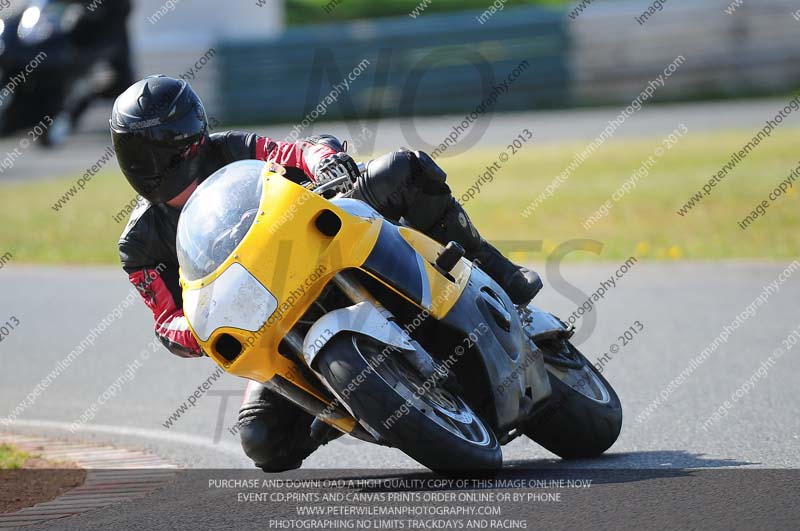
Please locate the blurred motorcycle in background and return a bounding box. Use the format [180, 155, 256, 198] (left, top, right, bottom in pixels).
[0, 0, 132, 147]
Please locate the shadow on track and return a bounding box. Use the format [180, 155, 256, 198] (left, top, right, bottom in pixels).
[314, 451, 755, 492]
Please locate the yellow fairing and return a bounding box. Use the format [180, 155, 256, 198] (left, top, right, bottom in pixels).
[180, 171, 375, 431]
[180, 167, 469, 433]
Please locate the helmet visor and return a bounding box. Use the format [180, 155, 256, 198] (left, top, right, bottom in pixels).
[113, 110, 208, 203]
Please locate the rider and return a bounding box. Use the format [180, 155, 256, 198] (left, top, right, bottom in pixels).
[114, 75, 541, 472]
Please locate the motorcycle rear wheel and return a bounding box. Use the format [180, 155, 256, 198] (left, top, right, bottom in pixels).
[523, 338, 622, 458]
[315, 333, 502, 475]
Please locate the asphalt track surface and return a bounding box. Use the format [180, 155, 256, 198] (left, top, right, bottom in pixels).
[2, 262, 799, 529]
[1, 96, 798, 182]
[2, 98, 799, 529]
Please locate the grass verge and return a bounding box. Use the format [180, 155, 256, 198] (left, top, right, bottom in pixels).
[0, 127, 797, 264]
[0, 444, 29, 470]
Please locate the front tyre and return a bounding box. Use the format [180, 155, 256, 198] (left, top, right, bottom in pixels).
[523, 338, 622, 458]
[315, 333, 502, 475]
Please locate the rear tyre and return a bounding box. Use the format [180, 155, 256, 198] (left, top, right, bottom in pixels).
[523, 339, 622, 458]
[315, 333, 502, 475]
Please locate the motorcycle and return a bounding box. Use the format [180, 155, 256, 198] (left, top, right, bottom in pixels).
[176, 160, 622, 474]
[0, 0, 128, 146]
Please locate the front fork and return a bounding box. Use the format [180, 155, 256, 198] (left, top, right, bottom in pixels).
[282, 271, 392, 356]
[330, 272, 453, 383]
[284, 272, 450, 417]
[274, 274, 393, 443]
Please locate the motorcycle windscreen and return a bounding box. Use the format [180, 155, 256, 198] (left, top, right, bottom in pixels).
[177, 160, 265, 281]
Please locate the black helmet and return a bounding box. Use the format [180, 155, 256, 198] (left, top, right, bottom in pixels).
[110, 75, 210, 204]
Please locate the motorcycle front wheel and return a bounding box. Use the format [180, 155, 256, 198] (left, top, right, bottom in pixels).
[315, 333, 502, 475]
[522, 338, 622, 458]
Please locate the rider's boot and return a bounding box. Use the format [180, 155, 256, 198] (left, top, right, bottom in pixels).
[424, 197, 542, 305]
